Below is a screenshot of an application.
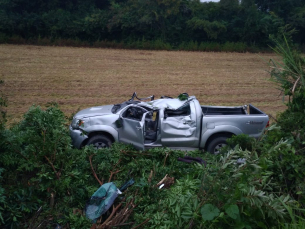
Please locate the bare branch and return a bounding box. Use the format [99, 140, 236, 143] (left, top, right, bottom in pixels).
[131, 218, 151, 229]
[89, 154, 103, 186]
[44, 156, 60, 180]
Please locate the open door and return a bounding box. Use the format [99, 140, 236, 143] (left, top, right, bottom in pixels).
[118, 106, 148, 150]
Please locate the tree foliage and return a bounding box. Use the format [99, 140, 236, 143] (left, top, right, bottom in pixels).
[0, 0, 304, 50]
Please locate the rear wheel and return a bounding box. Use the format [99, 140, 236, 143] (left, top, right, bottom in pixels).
[87, 135, 112, 149]
[207, 136, 228, 155]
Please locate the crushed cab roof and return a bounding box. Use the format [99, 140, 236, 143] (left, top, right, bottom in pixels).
[140, 96, 196, 110]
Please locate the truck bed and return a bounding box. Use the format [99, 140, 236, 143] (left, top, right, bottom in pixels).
[201, 104, 264, 115]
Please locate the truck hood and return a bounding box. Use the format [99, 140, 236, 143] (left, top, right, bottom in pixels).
[74, 105, 114, 118]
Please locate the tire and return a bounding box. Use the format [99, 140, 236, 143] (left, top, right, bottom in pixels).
[207, 136, 228, 155]
[87, 135, 112, 149]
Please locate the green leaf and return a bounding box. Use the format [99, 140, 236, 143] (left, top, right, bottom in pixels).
[201, 204, 220, 221]
[225, 205, 240, 219]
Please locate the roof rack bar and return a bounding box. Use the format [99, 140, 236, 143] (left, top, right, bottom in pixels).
[129, 92, 154, 101]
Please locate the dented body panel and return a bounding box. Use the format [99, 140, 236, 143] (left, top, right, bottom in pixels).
[70, 95, 269, 151]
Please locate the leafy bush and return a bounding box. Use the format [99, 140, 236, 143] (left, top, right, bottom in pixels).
[0, 103, 304, 228]
[269, 36, 305, 151]
[0, 105, 94, 228]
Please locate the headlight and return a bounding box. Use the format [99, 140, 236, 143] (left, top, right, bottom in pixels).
[71, 118, 85, 129]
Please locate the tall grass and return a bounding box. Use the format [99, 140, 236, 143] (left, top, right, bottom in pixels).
[269, 36, 305, 96]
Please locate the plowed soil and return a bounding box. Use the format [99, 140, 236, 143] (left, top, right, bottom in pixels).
[0, 44, 285, 123]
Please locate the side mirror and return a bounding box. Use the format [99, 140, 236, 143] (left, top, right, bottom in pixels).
[115, 118, 123, 128]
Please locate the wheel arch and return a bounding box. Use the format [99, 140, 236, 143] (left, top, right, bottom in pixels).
[204, 132, 235, 151]
[201, 125, 243, 149]
[81, 131, 115, 148]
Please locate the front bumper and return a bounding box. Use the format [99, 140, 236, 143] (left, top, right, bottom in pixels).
[69, 125, 88, 149]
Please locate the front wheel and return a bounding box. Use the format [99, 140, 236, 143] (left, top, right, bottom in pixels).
[206, 136, 228, 155]
[86, 135, 112, 149]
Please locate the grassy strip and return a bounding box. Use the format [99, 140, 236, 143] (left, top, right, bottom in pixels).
[0, 34, 270, 53]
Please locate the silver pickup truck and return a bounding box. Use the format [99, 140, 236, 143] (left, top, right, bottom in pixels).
[70, 93, 269, 154]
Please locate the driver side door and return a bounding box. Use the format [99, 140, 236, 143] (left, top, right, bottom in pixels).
[118, 106, 147, 150]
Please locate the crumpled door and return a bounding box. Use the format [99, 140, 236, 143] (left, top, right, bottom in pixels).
[162, 116, 196, 137]
[161, 113, 197, 147]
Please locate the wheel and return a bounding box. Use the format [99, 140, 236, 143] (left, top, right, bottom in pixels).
[87, 135, 112, 149]
[207, 136, 228, 155]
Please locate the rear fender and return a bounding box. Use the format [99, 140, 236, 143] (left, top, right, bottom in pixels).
[200, 125, 243, 148]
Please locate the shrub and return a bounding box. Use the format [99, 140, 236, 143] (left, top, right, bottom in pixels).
[0, 105, 95, 228]
[0, 103, 304, 228]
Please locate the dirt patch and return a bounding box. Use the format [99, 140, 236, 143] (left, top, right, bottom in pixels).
[0, 44, 285, 124]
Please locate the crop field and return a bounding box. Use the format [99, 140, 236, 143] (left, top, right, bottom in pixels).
[0, 44, 285, 123]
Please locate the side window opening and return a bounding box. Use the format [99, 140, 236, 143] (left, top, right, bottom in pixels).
[122, 107, 146, 121]
[111, 101, 140, 114]
[165, 103, 191, 118]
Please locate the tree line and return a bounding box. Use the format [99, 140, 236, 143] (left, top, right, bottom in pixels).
[0, 0, 304, 50]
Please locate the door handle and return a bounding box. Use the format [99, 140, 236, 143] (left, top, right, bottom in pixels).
[136, 126, 142, 130]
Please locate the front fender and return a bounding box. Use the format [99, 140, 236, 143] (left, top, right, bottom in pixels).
[200, 125, 243, 148]
[85, 125, 119, 142]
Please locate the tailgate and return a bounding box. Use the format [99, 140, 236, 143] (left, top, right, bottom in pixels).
[243, 104, 269, 137]
[249, 104, 265, 115]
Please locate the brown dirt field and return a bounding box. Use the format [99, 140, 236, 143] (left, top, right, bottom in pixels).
[0, 44, 285, 124]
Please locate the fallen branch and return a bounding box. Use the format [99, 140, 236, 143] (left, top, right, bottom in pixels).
[157, 174, 168, 186]
[110, 196, 137, 225]
[99, 203, 123, 228]
[110, 222, 134, 227]
[108, 169, 121, 183]
[89, 154, 103, 186]
[163, 152, 169, 167]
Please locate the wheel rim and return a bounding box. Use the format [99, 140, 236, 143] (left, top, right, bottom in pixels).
[93, 142, 107, 149]
[214, 143, 227, 155]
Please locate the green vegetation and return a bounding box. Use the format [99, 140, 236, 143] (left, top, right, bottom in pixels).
[0, 39, 305, 228]
[0, 105, 304, 228]
[0, 0, 304, 52]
